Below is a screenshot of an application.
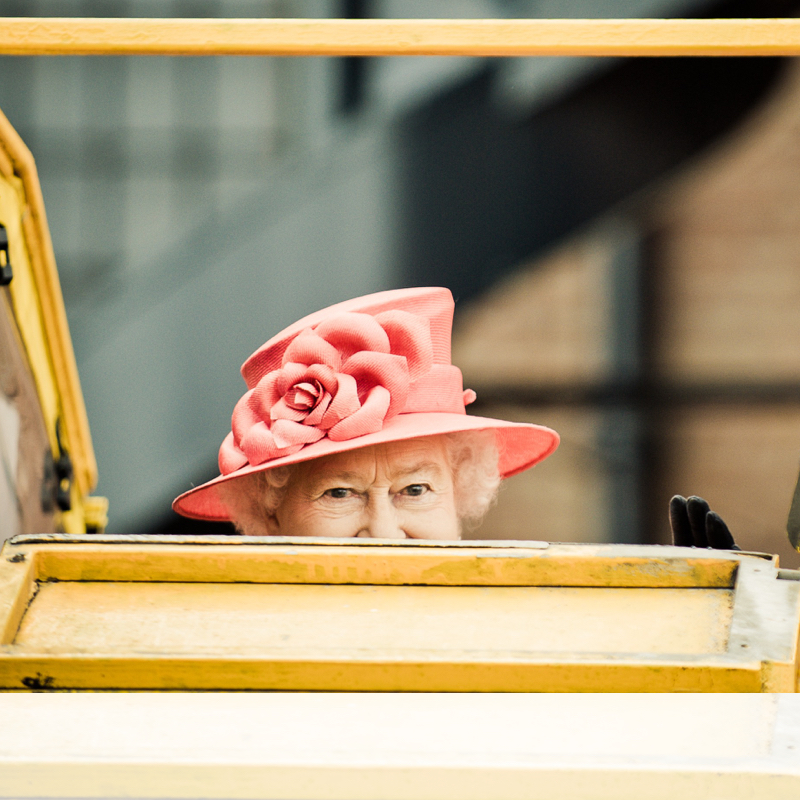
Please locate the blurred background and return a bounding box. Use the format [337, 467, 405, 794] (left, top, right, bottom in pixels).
[1, 0, 799, 565]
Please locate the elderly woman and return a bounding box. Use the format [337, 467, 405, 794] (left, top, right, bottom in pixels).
[172, 287, 559, 538]
[173, 286, 737, 547]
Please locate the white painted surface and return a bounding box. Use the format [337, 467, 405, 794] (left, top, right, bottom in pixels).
[0, 694, 798, 799]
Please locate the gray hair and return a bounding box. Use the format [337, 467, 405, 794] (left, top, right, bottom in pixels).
[216, 431, 501, 537]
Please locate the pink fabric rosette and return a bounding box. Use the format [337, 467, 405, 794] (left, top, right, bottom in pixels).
[218, 310, 434, 474]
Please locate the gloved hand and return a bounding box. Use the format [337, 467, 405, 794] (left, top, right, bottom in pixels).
[669, 495, 740, 550]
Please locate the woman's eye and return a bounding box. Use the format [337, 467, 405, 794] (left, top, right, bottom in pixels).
[402, 484, 428, 497]
[323, 487, 352, 499]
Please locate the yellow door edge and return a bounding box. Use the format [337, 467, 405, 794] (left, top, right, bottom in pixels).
[0, 105, 97, 497]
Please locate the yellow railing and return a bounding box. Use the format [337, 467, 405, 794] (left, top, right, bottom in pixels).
[0, 17, 800, 57]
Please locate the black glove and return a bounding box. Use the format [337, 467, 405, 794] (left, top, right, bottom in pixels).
[669, 495, 740, 550]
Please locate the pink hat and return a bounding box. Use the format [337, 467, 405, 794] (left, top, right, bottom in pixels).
[173, 287, 559, 521]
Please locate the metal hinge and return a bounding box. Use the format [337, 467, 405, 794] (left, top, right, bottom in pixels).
[42, 421, 73, 514]
[0, 224, 11, 285]
[54, 420, 73, 512]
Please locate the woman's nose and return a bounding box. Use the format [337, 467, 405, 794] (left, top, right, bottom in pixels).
[358, 495, 406, 539]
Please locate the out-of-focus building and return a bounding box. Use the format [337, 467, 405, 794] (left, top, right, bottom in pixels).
[457, 59, 800, 566]
[1, 0, 798, 566]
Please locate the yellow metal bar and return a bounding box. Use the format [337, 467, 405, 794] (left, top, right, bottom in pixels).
[0, 653, 764, 692]
[1, 18, 800, 58]
[0, 142, 13, 178]
[24, 543, 739, 587]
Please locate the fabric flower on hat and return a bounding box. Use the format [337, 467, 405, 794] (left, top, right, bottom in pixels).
[219, 310, 433, 474]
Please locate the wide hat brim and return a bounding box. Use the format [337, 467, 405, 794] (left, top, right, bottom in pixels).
[173, 412, 559, 522]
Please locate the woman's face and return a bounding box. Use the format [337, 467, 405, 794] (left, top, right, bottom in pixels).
[267, 437, 460, 539]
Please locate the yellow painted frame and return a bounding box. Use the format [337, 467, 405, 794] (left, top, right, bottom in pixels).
[0, 108, 102, 533]
[1, 17, 800, 57]
[1, 536, 798, 692]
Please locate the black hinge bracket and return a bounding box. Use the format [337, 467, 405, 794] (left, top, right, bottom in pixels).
[41, 427, 74, 515]
[0, 224, 11, 286]
[54, 420, 73, 512]
[42, 420, 73, 514]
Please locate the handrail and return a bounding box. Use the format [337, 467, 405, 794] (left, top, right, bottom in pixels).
[1, 17, 800, 57]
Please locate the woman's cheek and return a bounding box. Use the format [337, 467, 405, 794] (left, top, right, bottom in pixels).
[306, 507, 363, 537]
[395, 489, 446, 511]
[316, 495, 364, 516]
[281, 505, 359, 537]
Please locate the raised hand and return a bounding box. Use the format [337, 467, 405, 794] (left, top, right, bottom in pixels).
[669, 495, 740, 550]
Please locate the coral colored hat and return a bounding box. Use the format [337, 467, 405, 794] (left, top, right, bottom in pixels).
[173, 287, 559, 521]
